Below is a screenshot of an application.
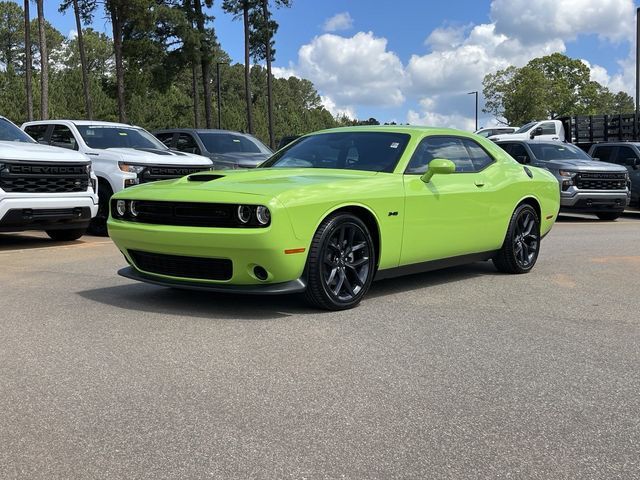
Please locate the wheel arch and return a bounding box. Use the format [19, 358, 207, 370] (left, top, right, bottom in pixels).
[516, 196, 541, 220]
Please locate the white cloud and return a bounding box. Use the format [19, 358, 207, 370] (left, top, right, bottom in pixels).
[68, 29, 77, 40]
[491, 0, 635, 45]
[271, 65, 298, 79]
[321, 95, 356, 119]
[323, 12, 353, 32]
[297, 31, 406, 109]
[424, 25, 468, 51]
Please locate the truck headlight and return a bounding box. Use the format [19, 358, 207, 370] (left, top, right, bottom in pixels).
[118, 162, 146, 174]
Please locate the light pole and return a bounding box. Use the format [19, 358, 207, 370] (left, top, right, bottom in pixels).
[216, 62, 224, 130]
[468, 91, 478, 132]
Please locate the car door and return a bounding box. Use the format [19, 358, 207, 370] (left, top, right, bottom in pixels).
[401, 135, 505, 265]
[536, 122, 560, 141]
[50, 124, 79, 150]
[613, 145, 640, 204]
[155, 132, 177, 149]
[175, 133, 202, 155]
[23, 124, 52, 144]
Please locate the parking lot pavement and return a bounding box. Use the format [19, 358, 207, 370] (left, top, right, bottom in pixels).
[1, 213, 639, 479]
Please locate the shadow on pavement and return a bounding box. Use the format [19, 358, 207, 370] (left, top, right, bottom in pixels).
[79, 261, 500, 319]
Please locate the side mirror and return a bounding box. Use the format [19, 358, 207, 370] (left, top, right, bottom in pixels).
[625, 157, 639, 168]
[529, 126, 543, 139]
[421, 158, 456, 183]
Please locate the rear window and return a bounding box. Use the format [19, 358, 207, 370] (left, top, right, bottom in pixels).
[260, 132, 410, 172]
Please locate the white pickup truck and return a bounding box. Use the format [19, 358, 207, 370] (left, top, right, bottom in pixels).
[489, 120, 566, 142]
[1, 116, 98, 241]
[21, 120, 213, 235]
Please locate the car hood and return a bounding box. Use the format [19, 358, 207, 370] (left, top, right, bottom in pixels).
[119, 168, 381, 201]
[544, 159, 628, 172]
[0, 141, 90, 163]
[209, 152, 271, 168]
[93, 147, 212, 166]
[489, 133, 530, 141]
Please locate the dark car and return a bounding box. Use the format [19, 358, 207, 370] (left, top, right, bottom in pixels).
[496, 140, 630, 221]
[153, 129, 272, 169]
[588, 143, 640, 207]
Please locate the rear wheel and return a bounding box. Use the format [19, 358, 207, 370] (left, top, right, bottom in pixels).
[88, 181, 112, 236]
[46, 228, 86, 242]
[596, 212, 621, 221]
[304, 213, 376, 310]
[493, 204, 540, 274]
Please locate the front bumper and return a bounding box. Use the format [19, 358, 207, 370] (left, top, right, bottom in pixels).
[0, 194, 98, 232]
[108, 217, 309, 287]
[560, 190, 630, 213]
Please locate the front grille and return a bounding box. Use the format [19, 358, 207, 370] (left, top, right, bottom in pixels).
[575, 172, 627, 190]
[139, 165, 211, 183]
[129, 250, 232, 281]
[112, 200, 240, 227]
[0, 162, 90, 193]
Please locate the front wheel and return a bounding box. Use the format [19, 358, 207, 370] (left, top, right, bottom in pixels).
[493, 204, 541, 274]
[596, 212, 621, 221]
[46, 228, 86, 242]
[304, 213, 376, 310]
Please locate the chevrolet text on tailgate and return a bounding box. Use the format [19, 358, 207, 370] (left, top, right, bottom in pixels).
[0, 115, 98, 241]
[21, 120, 214, 235]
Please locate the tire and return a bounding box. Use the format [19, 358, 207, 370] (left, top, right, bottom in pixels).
[88, 181, 112, 236]
[596, 212, 621, 221]
[493, 204, 541, 274]
[304, 213, 376, 310]
[46, 228, 86, 242]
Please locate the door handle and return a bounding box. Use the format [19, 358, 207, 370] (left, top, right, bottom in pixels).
[474, 180, 485, 187]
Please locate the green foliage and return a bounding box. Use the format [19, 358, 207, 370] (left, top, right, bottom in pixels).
[483, 53, 635, 125]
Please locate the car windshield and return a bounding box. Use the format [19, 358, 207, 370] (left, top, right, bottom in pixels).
[514, 122, 537, 134]
[260, 131, 411, 172]
[529, 143, 592, 161]
[77, 125, 167, 150]
[0, 118, 35, 143]
[198, 132, 271, 154]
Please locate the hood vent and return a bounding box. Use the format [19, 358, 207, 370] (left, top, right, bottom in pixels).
[188, 174, 225, 182]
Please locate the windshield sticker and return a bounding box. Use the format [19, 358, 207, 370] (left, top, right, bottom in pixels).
[119, 132, 128, 136]
[390, 142, 400, 149]
[232, 139, 241, 142]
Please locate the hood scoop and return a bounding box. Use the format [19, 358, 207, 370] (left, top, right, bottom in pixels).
[188, 173, 225, 182]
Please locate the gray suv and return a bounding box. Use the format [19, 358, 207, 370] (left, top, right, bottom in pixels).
[497, 140, 630, 221]
[154, 129, 272, 170]
[588, 143, 640, 207]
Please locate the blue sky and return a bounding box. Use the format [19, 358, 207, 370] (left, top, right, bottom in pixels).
[34, 0, 640, 129]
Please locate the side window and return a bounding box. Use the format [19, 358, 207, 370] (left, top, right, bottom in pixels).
[406, 137, 475, 174]
[461, 138, 494, 170]
[176, 133, 201, 154]
[509, 144, 531, 164]
[155, 132, 175, 148]
[24, 124, 49, 143]
[615, 146, 638, 164]
[540, 122, 556, 135]
[50, 125, 78, 150]
[591, 145, 615, 162]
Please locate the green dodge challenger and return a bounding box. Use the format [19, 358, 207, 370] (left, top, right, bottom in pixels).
[108, 126, 560, 310]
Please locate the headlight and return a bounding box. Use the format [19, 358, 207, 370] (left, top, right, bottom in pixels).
[115, 200, 126, 217]
[237, 205, 252, 224]
[558, 170, 576, 177]
[256, 206, 270, 225]
[129, 200, 139, 217]
[118, 162, 146, 174]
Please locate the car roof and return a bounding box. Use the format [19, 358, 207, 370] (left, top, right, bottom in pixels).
[24, 119, 143, 129]
[591, 142, 640, 147]
[495, 139, 573, 146]
[154, 128, 253, 135]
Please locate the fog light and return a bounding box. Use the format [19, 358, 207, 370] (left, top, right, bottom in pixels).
[116, 200, 126, 217]
[253, 266, 268, 281]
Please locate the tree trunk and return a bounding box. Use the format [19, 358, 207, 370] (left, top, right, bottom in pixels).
[36, 0, 48, 120]
[243, 2, 254, 134]
[262, 0, 274, 149]
[193, 0, 212, 128]
[24, 0, 33, 121]
[73, 0, 93, 119]
[192, 61, 200, 128]
[110, 6, 127, 123]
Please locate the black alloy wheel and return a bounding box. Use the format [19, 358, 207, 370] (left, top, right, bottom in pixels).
[305, 213, 376, 310]
[493, 204, 540, 274]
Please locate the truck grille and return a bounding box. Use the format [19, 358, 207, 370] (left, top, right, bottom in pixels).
[139, 165, 211, 183]
[128, 250, 232, 281]
[575, 172, 627, 190]
[0, 162, 90, 193]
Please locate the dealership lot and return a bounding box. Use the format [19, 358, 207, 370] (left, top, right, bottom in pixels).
[1, 214, 639, 478]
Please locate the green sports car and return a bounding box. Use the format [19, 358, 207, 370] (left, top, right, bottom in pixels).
[108, 126, 560, 310]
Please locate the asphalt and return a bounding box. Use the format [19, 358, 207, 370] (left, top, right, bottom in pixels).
[1, 213, 639, 479]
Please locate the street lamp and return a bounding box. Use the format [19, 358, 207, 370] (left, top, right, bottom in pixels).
[468, 91, 478, 132]
[216, 62, 225, 130]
